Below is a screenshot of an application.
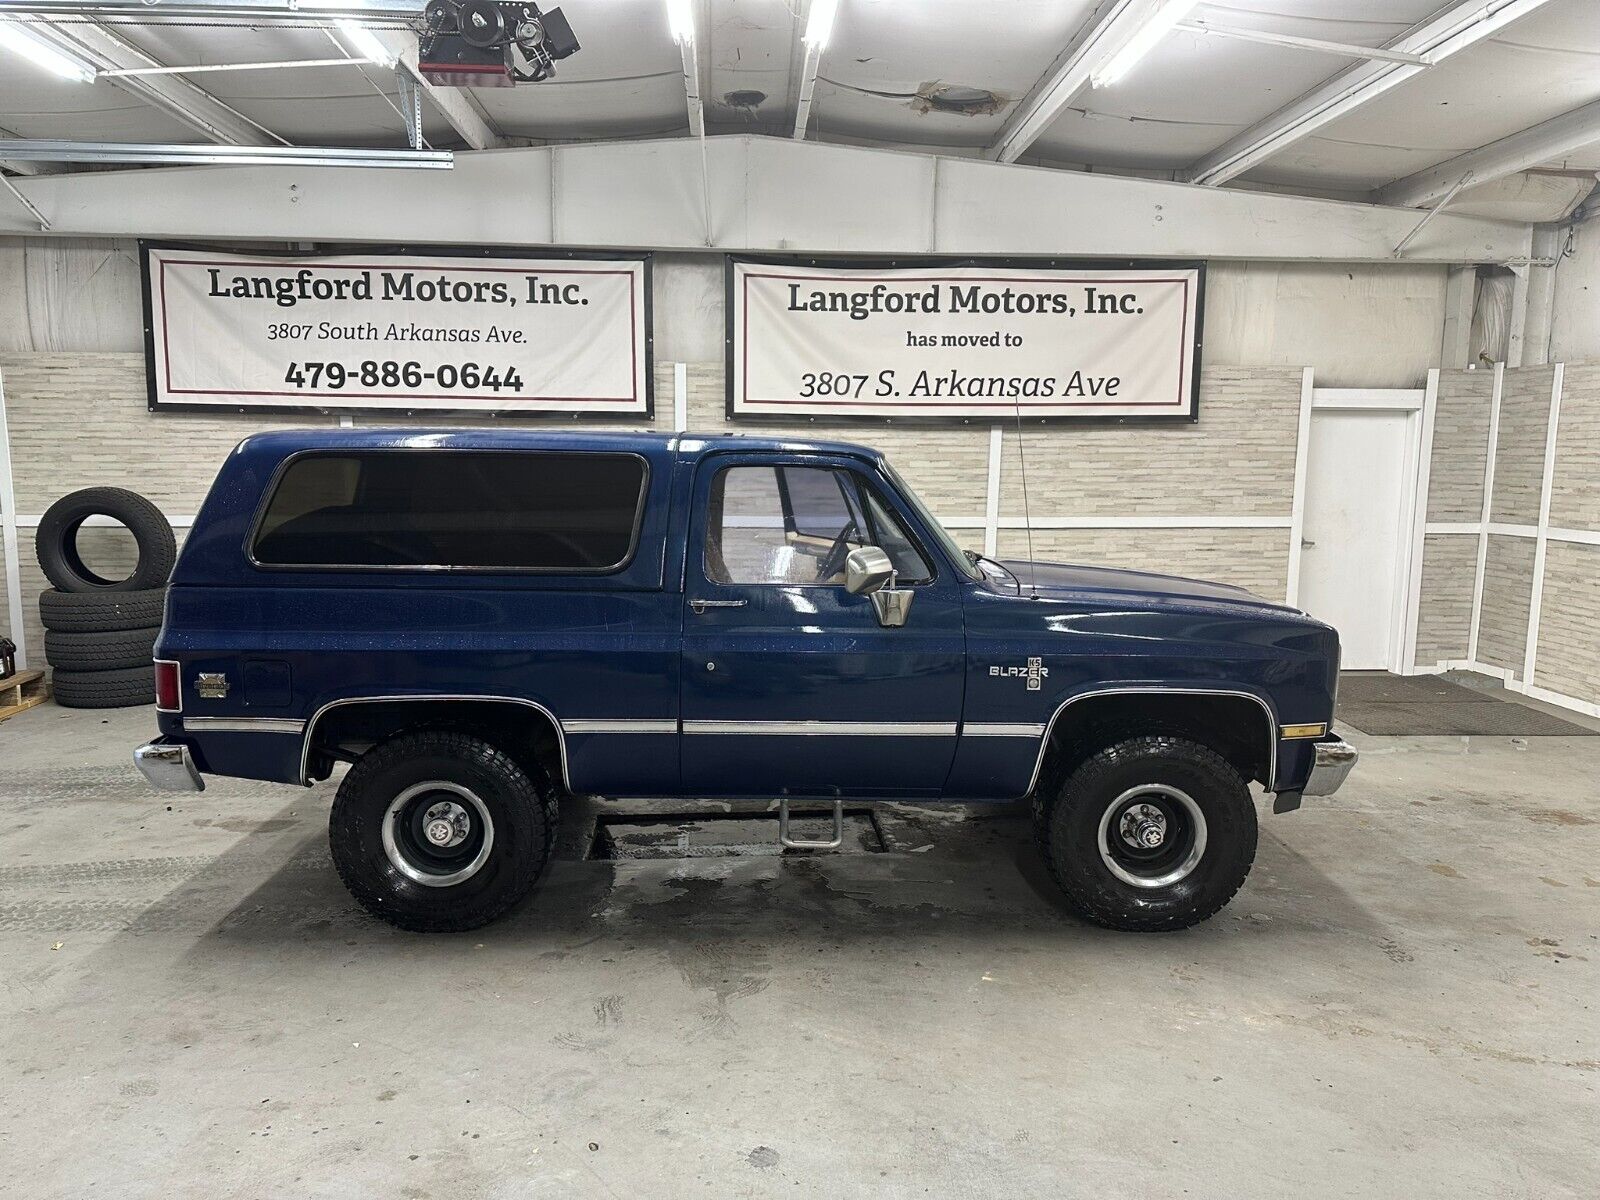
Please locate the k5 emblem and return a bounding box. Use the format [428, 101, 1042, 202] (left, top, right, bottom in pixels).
[989, 657, 1048, 691]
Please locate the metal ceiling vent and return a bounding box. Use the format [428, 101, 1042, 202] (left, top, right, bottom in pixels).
[914, 82, 1005, 117]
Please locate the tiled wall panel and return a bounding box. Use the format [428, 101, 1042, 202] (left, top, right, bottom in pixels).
[1549, 362, 1599, 531]
[1490, 365, 1555, 526]
[1475, 534, 1536, 676]
[1414, 533, 1478, 665]
[1532, 541, 1600, 702]
[1426, 370, 1493, 522]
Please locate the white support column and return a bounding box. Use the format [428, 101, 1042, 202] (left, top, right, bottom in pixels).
[1440, 264, 1477, 370]
[1521, 362, 1563, 686]
[1401, 369, 1440, 673]
[673, 362, 688, 432]
[0, 368, 25, 670]
[1505, 264, 1530, 368]
[1285, 366, 1315, 609]
[1522, 225, 1562, 366]
[1466, 363, 1504, 664]
[983, 424, 1003, 558]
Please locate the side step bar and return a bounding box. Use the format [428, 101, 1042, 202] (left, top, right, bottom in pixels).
[778, 797, 844, 850]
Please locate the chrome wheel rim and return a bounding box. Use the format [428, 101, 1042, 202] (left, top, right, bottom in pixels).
[382, 781, 494, 888]
[1096, 783, 1207, 889]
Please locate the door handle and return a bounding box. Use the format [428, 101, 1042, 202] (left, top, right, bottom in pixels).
[1301, 539, 1316, 549]
[690, 598, 748, 614]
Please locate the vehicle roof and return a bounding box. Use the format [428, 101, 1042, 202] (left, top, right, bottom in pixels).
[231, 428, 886, 463]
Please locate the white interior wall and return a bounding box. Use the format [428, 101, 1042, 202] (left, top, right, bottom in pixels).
[1, 239, 1450, 386]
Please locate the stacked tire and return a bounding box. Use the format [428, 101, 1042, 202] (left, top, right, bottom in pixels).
[37, 488, 175, 709]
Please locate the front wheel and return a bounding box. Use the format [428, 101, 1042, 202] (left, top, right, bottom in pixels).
[1035, 736, 1257, 932]
[329, 730, 558, 932]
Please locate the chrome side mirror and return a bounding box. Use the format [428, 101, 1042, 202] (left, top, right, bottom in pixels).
[844, 546, 894, 595]
[845, 546, 913, 627]
[869, 589, 913, 628]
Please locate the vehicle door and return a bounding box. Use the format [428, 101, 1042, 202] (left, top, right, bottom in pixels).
[679, 452, 965, 798]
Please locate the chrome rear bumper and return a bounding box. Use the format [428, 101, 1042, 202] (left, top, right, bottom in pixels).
[134, 740, 205, 793]
[1303, 737, 1358, 797]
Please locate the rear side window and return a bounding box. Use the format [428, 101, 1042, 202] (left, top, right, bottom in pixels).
[251, 450, 647, 572]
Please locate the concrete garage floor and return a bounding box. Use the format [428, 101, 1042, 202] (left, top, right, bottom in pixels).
[1, 705, 1596, 1199]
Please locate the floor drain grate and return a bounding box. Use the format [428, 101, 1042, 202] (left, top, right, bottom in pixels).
[588, 809, 886, 860]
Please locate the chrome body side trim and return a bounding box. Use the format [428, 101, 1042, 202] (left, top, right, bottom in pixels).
[182, 716, 306, 735]
[298, 694, 571, 790]
[1303, 737, 1358, 797]
[963, 722, 1048, 737]
[682, 720, 958, 737]
[561, 719, 678, 734]
[1024, 686, 1281, 796]
[134, 740, 205, 793]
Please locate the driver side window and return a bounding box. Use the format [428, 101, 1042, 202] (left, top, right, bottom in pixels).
[705, 464, 930, 586]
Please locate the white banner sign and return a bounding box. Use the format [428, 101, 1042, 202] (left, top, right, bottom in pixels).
[730, 260, 1202, 420]
[143, 245, 650, 415]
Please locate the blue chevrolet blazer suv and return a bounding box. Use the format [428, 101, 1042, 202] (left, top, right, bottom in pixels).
[134, 429, 1355, 932]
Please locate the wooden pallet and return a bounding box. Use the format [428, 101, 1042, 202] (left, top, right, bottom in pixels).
[0, 669, 48, 722]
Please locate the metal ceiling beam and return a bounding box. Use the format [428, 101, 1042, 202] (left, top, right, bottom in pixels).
[1177, 19, 1429, 66]
[987, 1, 1185, 167]
[1377, 97, 1600, 209]
[792, 0, 822, 141]
[674, 24, 705, 139]
[985, 0, 1148, 164]
[31, 19, 287, 146]
[0, 139, 451, 168]
[374, 31, 504, 151]
[0, 136, 1531, 263]
[792, 38, 822, 140]
[0, 123, 61, 176]
[1183, 0, 1560, 187]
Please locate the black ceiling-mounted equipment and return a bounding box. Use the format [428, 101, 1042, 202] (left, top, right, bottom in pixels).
[418, 0, 580, 88]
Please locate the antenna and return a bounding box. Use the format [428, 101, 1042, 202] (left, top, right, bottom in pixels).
[1012, 396, 1038, 597]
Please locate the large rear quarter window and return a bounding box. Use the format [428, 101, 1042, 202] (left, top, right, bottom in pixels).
[251, 450, 647, 572]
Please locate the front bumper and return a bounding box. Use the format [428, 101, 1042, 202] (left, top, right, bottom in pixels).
[1302, 736, 1358, 797]
[134, 739, 205, 793]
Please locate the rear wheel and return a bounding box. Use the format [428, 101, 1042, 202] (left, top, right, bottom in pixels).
[329, 730, 558, 932]
[1035, 735, 1256, 932]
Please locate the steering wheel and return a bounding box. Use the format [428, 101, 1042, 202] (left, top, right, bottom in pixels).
[816, 521, 861, 582]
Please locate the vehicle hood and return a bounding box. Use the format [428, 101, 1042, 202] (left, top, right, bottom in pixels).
[997, 558, 1300, 614]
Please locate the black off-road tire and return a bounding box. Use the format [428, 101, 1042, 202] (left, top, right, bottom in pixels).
[44, 627, 158, 671]
[329, 730, 559, 933]
[39, 587, 166, 633]
[36, 487, 176, 593]
[51, 664, 156, 709]
[1036, 736, 1257, 932]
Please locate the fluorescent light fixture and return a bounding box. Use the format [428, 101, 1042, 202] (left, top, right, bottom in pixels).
[664, 0, 694, 45]
[0, 21, 96, 82]
[335, 18, 397, 67]
[803, 0, 839, 49]
[0, 139, 452, 169]
[1092, 0, 1201, 88]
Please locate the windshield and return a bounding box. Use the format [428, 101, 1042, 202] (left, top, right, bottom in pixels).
[881, 459, 983, 581]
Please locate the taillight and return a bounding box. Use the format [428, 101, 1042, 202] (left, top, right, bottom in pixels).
[154, 660, 180, 712]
